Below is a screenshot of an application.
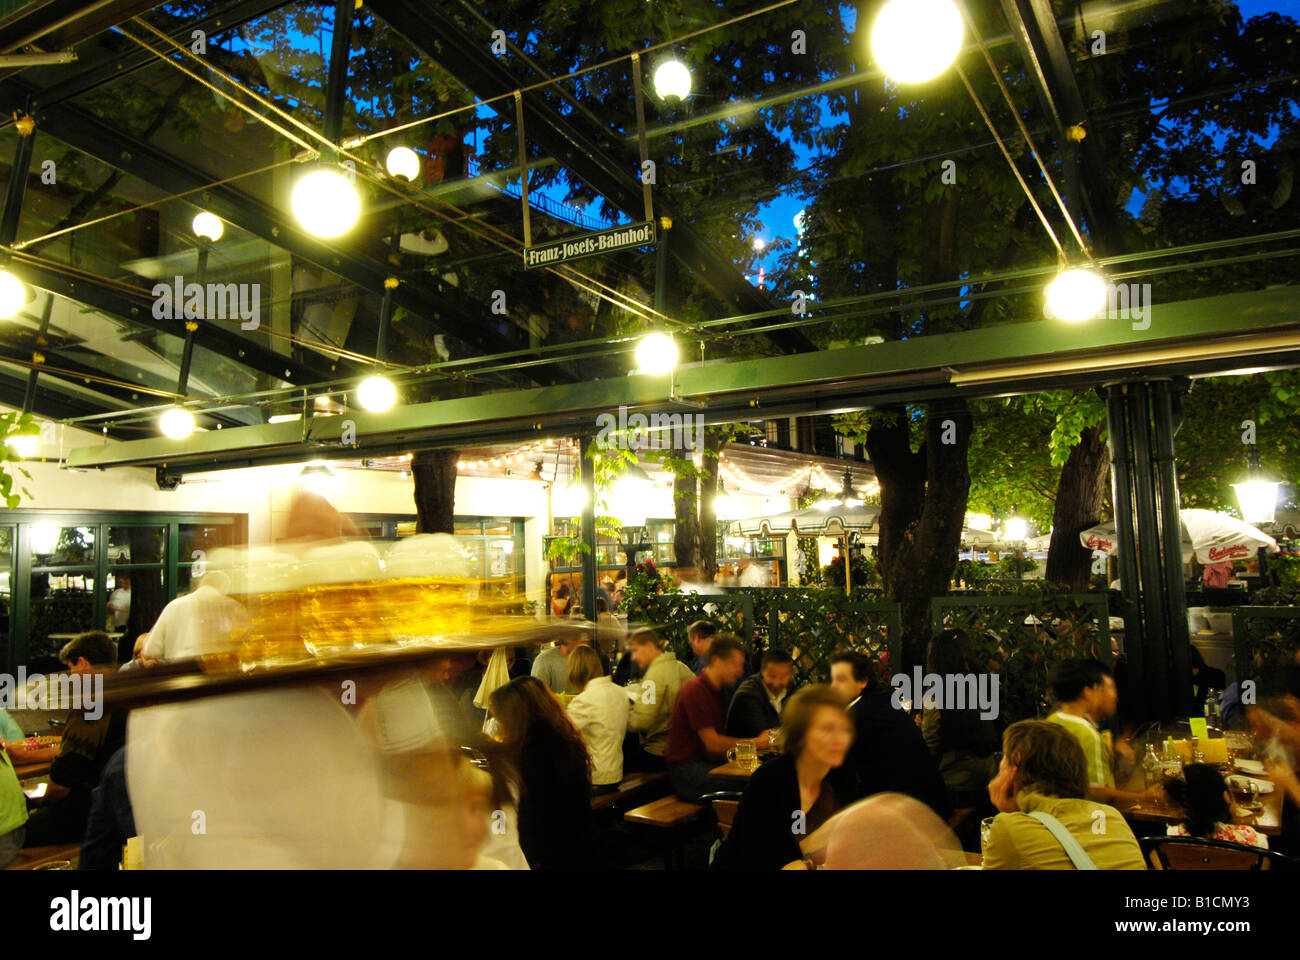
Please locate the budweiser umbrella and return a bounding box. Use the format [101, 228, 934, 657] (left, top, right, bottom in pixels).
[1079, 509, 1277, 564]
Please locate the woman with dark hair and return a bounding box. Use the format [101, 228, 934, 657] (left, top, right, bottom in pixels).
[713, 685, 856, 870]
[488, 676, 598, 869]
[921, 630, 1001, 847]
[551, 583, 572, 619]
[1165, 763, 1268, 849]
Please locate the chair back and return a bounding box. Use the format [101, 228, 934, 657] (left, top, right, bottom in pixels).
[1140, 835, 1292, 871]
[700, 791, 744, 840]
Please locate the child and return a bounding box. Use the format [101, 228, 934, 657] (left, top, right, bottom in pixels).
[1164, 763, 1268, 849]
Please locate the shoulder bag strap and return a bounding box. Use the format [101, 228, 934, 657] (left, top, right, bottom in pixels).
[1027, 811, 1098, 870]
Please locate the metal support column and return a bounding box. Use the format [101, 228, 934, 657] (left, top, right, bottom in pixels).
[1106, 384, 1145, 715]
[322, 0, 354, 155]
[1128, 382, 1172, 719]
[579, 433, 598, 622]
[0, 115, 35, 245]
[1153, 379, 1192, 714]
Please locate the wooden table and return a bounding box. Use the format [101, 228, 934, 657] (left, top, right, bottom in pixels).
[14, 761, 51, 780]
[1118, 765, 1284, 837]
[709, 760, 758, 782]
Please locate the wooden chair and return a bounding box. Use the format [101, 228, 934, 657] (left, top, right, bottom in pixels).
[1140, 835, 1297, 871]
[700, 790, 744, 840]
[623, 795, 706, 869]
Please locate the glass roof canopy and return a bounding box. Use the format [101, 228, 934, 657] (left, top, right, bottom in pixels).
[0, 0, 1294, 441]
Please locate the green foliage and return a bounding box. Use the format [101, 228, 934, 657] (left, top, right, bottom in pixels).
[618, 557, 678, 614]
[821, 553, 876, 592]
[0, 411, 35, 509]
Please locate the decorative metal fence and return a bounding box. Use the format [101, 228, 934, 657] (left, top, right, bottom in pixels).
[626, 593, 752, 666]
[1231, 606, 1300, 696]
[646, 587, 901, 688]
[930, 593, 1112, 724]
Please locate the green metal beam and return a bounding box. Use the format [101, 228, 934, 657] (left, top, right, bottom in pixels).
[65, 285, 1300, 472]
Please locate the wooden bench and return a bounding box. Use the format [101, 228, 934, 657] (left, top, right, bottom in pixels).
[592, 771, 668, 811]
[5, 843, 80, 870]
[623, 795, 706, 868]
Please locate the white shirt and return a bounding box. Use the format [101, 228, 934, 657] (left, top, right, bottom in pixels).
[566, 676, 630, 786]
[108, 587, 131, 627]
[143, 585, 249, 661]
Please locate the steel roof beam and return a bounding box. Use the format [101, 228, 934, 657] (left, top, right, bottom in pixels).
[64, 284, 1300, 472]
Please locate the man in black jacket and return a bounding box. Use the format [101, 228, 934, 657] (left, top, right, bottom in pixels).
[829, 651, 952, 820]
[726, 649, 796, 739]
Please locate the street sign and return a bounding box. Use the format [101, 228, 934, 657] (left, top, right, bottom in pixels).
[523, 221, 657, 269]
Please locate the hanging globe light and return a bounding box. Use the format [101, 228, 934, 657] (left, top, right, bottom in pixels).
[291, 166, 361, 238]
[870, 0, 964, 84]
[1045, 267, 1107, 323]
[653, 59, 692, 101]
[4, 422, 39, 459]
[159, 407, 195, 439]
[356, 375, 397, 412]
[191, 211, 224, 242]
[635, 333, 678, 374]
[0, 269, 27, 319]
[385, 146, 420, 181]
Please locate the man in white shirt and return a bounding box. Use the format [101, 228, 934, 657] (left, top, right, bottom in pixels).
[107, 578, 131, 629]
[142, 571, 248, 662]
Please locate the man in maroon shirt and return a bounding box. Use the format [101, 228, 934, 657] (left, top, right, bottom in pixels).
[666, 635, 776, 801]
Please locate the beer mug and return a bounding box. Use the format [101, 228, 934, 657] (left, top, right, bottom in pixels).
[727, 740, 759, 769]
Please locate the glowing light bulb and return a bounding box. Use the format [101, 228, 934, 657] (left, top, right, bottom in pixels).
[1045, 268, 1107, 323]
[653, 59, 692, 100]
[0, 270, 26, 319]
[159, 407, 195, 439]
[385, 146, 420, 181]
[870, 0, 964, 83]
[192, 211, 224, 242]
[357, 375, 397, 412]
[635, 333, 677, 374]
[291, 167, 360, 238]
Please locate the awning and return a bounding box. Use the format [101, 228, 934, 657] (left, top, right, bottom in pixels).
[1079, 509, 1278, 564]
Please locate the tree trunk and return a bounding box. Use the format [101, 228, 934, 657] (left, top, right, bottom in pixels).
[673, 466, 699, 575]
[698, 432, 725, 582]
[412, 449, 459, 534]
[124, 526, 166, 664]
[1046, 425, 1111, 591]
[866, 400, 972, 670]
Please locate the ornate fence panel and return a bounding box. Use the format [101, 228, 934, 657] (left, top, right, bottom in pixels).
[723, 587, 900, 688]
[930, 593, 1111, 724]
[1231, 606, 1300, 696]
[630, 593, 753, 665]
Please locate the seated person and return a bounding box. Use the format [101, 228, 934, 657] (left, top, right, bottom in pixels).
[1045, 658, 1155, 806]
[565, 646, 630, 794]
[0, 727, 28, 867]
[830, 651, 951, 819]
[0, 707, 55, 766]
[625, 629, 695, 772]
[726, 648, 796, 739]
[982, 720, 1145, 870]
[1164, 763, 1267, 849]
[530, 630, 587, 696]
[714, 685, 855, 869]
[665, 635, 775, 802]
[1189, 645, 1227, 713]
[118, 634, 157, 672]
[687, 620, 718, 674]
[23, 633, 127, 847]
[814, 793, 965, 870]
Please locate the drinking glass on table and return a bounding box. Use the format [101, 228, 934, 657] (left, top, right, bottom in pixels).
[979, 817, 996, 856]
[728, 740, 759, 770]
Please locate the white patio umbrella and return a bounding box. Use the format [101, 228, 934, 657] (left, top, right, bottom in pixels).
[1079, 508, 1277, 564]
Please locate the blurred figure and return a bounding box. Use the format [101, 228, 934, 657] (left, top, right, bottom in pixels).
[551, 583, 573, 618]
[281, 490, 361, 540]
[1046, 658, 1154, 805]
[830, 651, 951, 819]
[0, 710, 28, 867]
[142, 570, 248, 662]
[714, 686, 855, 869]
[819, 793, 965, 870]
[686, 620, 718, 674]
[449, 749, 528, 870]
[1188, 645, 1226, 712]
[1164, 763, 1267, 849]
[107, 576, 131, 631]
[625, 629, 694, 773]
[983, 720, 1145, 870]
[489, 676, 597, 869]
[726, 648, 796, 739]
[118, 634, 156, 672]
[530, 629, 588, 695]
[566, 646, 629, 794]
[921, 630, 1000, 848]
[665, 635, 774, 802]
[79, 746, 135, 869]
